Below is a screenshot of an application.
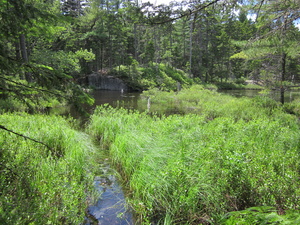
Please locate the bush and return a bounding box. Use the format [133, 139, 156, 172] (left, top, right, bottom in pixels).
[283, 98, 300, 116]
[113, 63, 192, 91]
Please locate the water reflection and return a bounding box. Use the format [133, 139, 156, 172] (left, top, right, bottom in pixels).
[84, 161, 134, 225]
[91, 90, 140, 111]
[62, 90, 141, 121]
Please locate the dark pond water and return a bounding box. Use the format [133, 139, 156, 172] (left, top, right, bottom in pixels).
[63, 90, 141, 120]
[60, 89, 300, 120]
[91, 90, 140, 110]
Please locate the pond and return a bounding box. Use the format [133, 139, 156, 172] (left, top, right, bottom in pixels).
[88, 89, 300, 113]
[63, 89, 300, 120]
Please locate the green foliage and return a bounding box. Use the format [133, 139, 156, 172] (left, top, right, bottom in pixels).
[114, 63, 192, 91]
[0, 95, 62, 113]
[221, 207, 300, 225]
[31, 49, 81, 74]
[75, 48, 95, 62]
[0, 0, 94, 114]
[283, 98, 300, 116]
[0, 113, 98, 224]
[87, 88, 300, 224]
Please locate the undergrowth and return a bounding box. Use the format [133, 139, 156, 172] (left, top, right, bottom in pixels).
[87, 87, 300, 224]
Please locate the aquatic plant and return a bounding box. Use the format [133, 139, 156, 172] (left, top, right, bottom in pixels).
[140, 85, 285, 121]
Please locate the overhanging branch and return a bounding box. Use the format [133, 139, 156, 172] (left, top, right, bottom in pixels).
[150, 0, 221, 24]
[0, 75, 65, 99]
[0, 125, 52, 150]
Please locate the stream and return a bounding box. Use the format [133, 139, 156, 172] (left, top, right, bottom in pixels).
[81, 90, 140, 225]
[84, 159, 134, 225]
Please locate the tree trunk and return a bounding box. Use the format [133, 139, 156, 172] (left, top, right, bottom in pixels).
[20, 34, 32, 82]
[198, 24, 203, 80]
[189, 16, 194, 76]
[134, 23, 138, 60]
[20, 34, 28, 63]
[280, 52, 287, 104]
[15, 41, 21, 61]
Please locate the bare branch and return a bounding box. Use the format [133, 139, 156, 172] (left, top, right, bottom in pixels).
[255, 0, 265, 22]
[150, 0, 221, 24]
[0, 125, 52, 150]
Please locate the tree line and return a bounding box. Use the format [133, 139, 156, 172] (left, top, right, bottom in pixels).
[0, 0, 299, 108]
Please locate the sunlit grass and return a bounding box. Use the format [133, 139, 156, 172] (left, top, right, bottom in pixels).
[0, 113, 98, 224]
[87, 87, 300, 224]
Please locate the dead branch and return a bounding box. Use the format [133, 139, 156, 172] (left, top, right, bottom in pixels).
[0, 125, 52, 150]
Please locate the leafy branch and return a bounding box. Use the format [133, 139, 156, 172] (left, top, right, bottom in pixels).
[0, 75, 65, 99]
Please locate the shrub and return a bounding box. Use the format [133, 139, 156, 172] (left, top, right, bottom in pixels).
[113, 63, 192, 91]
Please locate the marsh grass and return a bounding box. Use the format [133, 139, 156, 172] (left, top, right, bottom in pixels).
[0, 113, 98, 224]
[140, 85, 284, 120]
[284, 98, 300, 116]
[87, 87, 300, 224]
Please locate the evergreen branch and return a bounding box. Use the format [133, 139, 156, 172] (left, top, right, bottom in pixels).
[0, 75, 65, 99]
[0, 125, 52, 150]
[247, 15, 300, 46]
[150, 0, 221, 24]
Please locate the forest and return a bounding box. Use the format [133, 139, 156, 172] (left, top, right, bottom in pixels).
[0, 0, 300, 224]
[1, 0, 300, 107]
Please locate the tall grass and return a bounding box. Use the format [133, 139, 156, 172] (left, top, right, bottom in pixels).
[0, 113, 98, 224]
[87, 87, 300, 224]
[140, 85, 284, 120]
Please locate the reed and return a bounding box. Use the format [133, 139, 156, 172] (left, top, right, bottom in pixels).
[87, 87, 300, 224]
[0, 113, 98, 224]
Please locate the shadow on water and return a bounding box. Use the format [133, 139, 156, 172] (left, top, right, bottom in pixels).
[84, 160, 134, 225]
[63, 90, 141, 121]
[77, 90, 139, 225]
